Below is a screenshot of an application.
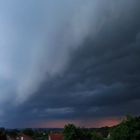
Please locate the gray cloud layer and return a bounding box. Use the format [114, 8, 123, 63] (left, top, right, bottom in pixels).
[0, 0, 140, 127]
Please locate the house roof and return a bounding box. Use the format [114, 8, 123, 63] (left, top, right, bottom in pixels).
[49, 133, 63, 140]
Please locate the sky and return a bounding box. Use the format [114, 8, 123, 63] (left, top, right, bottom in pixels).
[0, 0, 140, 128]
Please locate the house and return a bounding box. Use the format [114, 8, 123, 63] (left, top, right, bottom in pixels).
[48, 133, 63, 140]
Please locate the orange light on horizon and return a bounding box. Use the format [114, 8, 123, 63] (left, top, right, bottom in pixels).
[32, 117, 122, 128]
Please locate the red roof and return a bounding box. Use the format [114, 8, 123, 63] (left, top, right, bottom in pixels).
[49, 133, 63, 140]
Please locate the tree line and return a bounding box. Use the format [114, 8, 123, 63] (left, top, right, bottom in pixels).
[63, 115, 140, 140]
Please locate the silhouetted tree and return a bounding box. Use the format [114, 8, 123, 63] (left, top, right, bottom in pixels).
[110, 115, 140, 140]
[22, 128, 34, 136]
[91, 132, 103, 140]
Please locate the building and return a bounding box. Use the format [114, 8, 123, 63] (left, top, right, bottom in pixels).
[48, 133, 63, 140]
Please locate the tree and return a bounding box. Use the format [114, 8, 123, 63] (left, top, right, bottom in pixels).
[7, 129, 19, 137]
[0, 128, 7, 140]
[63, 124, 94, 140]
[91, 132, 103, 140]
[22, 128, 34, 136]
[63, 124, 78, 140]
[110, 115, 140, 140]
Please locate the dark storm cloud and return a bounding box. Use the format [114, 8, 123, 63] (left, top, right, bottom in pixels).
[1, 0, 140, 127]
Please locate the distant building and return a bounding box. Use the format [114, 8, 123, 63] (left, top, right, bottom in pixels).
[48, 133, 63, 140]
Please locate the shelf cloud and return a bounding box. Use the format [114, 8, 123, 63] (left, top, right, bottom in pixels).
[0, 0, 140, 128]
